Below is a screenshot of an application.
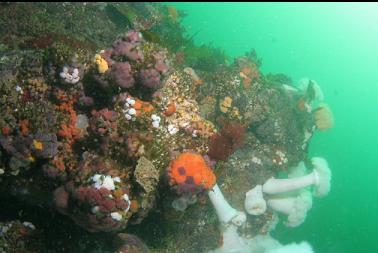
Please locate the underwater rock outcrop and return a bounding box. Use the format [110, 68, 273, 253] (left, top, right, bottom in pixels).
[0, 2, 334, 252]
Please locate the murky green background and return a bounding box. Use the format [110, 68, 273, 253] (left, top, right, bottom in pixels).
[169, 3, 378, 253]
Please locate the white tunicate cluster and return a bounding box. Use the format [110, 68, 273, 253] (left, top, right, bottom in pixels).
[192, 129, 198, 137]
[167, 124, 179, 135]
[122, 97, 136, 121]
[92, 174, 121, 191]
[251, 156, 262, 165]
[60, 66, 80, 84]
[273, 150, 288, 165]
[15, 85, 24, 94]
[151, 114, 161, 128]
[123, 193, 131, 212]
[110, 212, 122, 221]
[22, 221, 35, 230]
[0, 223, 12, 235]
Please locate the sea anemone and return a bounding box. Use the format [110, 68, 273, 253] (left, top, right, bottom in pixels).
[262, 157, 331, 197]
[313, 103, 334, 131]
[208, 183, 246, 225]
[266, 189, 313, 227]
[244, 185, 267, 215]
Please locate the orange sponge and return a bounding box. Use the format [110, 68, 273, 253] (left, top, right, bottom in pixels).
[168, 152, 216, 190]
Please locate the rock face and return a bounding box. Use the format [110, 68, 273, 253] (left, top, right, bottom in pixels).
[0, 2, 331, 252]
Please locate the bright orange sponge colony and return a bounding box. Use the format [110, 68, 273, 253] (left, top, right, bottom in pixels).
[168, 152, 216, 190]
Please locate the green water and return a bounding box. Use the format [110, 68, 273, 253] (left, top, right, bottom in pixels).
[170, 3, 378, 253]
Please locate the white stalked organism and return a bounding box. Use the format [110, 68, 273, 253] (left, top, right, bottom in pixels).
[217, 223, 247, 252]
[208, 184, 246, 226]
[262, 157, 331, 197]
[311, 157, 331, 197]
[244, 185, 267, 215]
[267, 189, 313, 227]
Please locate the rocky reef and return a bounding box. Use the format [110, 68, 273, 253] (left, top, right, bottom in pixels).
[0, 2, 334, 253]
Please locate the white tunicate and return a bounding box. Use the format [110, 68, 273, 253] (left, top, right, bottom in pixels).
[72, 76, 80, 84]
[92, 174, 116, 191]
[1, 225, 11, 234]
[125, 114, 132, 120]
[123, 194, 131, 212]
[168, 124, 179, 135]
[113, 177, 121, 183]
[110, 212, 122, 221]
[102, 176, 115, 191]
[192, 130, 198, 137]
[91, 206, 100, 214]
[92, 174, 102, 182]
[128, 99, 135, 105]
[128, 108, 136, 115]
[15, 85, 23, 94]
[22, 221, 35, 230]
[60, 67, 80, 84]
[152, 121, 160, 128]
[73, 68, 79, 76]
[151, 114, 160, 122]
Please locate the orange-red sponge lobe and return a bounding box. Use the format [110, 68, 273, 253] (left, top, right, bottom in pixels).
[168, 152, 216, 190]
